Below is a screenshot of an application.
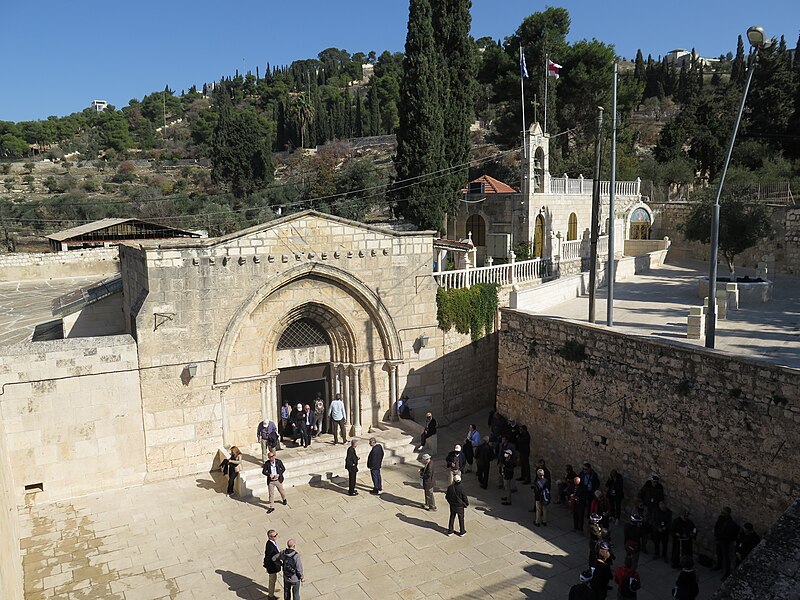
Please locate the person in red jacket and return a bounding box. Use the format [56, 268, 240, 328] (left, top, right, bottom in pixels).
[614, 554, 641, 599]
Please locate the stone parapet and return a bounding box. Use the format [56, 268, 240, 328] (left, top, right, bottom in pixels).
[0, 248, 119, 281]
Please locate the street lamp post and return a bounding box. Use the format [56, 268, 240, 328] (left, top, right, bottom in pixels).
[705, 26, 771, 349]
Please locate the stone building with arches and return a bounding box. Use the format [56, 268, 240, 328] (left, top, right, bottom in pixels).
[454, 122, 655, 263]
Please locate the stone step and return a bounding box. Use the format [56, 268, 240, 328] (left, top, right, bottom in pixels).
[215, 424, 420, 499]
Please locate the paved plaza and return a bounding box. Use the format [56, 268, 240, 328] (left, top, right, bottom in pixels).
[526, 258, 800, 370]
[20, 414, 721, 600]
[0, 276, 108, 346]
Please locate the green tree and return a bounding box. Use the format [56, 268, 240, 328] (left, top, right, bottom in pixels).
[211, 106, 274, 198]
[0, 134, 29, 158]
[682, 188, 771, 280]
[291, 93, 315, 148]
[394, 0, 448, 231]
[730, 35, 746, 85]
[432, 0, 476, 220]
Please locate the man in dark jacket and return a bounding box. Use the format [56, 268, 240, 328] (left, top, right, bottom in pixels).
[299, 404, 315, 448]
[624, 513, 645, 569]
[417, 412, 437, 450]
[262, 452, 287, 514]
[713, 506, 740, 579]
[263, 529, 281, 600]
[420, 453, 436, 510]
[367, 437, 384, 495]
[515, 425, 531, 484]
[735, 523, 760, 567]
[652, 501, 673, 561]
[571, 476, 588, 532]
[445, 473, 469, 536]
[474, 436, 494, 489]
[345, 440, 359, 496]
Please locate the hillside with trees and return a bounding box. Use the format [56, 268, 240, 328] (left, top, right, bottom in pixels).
[0, 5, 798, 248]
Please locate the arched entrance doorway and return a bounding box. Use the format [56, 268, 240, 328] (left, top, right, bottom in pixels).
[533, 214, 545, 257]
[629, 207, 652, 240]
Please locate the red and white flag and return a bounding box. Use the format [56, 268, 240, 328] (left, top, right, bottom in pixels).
[547, 59, 562, 78]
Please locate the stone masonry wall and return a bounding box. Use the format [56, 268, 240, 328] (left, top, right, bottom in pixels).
[0, 248, 119, 281]
[651, 201, 791, 274]
[0, 414, 24, 600]
[0, 335, 146, 503]
[497, 311, 799, 550]
[122, 212, 490, 478]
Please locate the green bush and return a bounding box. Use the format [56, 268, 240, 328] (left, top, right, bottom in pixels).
[436, 283, 499, 341]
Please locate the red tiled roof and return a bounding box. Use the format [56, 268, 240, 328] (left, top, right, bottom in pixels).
[461, 175, 518, 194]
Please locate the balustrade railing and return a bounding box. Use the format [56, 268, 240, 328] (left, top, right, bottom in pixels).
[548, 177, 641, 197]
[560, 239, 582, 261]
[434, 257, 553, 290]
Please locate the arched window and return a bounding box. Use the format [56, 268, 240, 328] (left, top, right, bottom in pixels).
[533, 147, 545, 193]
[278, 319, 328, 349]
[629, 207, 652, 240]
[533, 214, 545, 258]
[466, 214, 486, 246]
[567, 213, 578, 241]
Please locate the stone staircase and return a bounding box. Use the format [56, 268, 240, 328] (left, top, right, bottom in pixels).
[214, 421, 421, 500]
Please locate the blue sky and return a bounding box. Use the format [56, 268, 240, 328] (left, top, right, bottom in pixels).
[1, 1, 796, 122]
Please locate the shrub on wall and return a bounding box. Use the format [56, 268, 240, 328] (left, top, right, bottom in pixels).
[436, 283, 499, 341]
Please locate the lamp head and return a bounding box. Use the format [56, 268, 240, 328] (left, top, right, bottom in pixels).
[746, 26, 772, 50]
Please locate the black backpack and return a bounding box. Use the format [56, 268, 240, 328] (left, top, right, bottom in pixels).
[283, 552, 297, 579]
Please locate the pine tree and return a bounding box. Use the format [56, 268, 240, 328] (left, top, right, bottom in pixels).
[432, 0, 476, 219]
[394, 0, 448, 231]
[730, 35, 746, 85]
[747, 35, 795, 153]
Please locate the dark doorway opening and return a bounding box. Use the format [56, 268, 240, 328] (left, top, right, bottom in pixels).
[280, 379, 325, 411]
[277, 364, 330, 436]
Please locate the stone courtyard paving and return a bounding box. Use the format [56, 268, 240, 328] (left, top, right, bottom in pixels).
[19, 415, 721, 600]
[0, 276, 108, 346]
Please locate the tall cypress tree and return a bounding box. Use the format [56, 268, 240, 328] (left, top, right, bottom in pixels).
[432, 0, 476, 219]
[394, 0, 447, 231]
[634, 49, 646, 83]
[367, 77, 381, 135]
[730, 35, 746, 85]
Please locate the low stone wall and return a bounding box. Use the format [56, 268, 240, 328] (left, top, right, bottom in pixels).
[0, 416, 23, 600]
[785, 208, 800, 276]
[497, 311, 799, 551]
[623, 238, 669, 256]
[712, 498, 800, 599]
[0, 335, 146, 503]
[0, 248, 120, 281]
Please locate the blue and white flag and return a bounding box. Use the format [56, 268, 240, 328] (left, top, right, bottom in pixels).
[520, 49, 528, 78]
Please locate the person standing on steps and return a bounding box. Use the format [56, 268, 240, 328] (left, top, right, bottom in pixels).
[279, 401, 291, 443]
[263, 529, 282, 600]
[445, 473, 469, 536]
[420, 453, 436, 511]
[367, 437, 384, 495]
[262, 452, 287, 513]
[327, 393, 347, 445]
[312, 392, 325, 436]
[345, 439, 359, 496]
[257, 419, 279, 462]
[300, 404, 315, 448]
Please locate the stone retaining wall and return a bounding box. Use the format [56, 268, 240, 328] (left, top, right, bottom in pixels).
[0, 416, 23, 600]
[497, 311, 799, 550]
[785, 208, 800, 276]
[0, 335, 146, 503]
[0, 248, 120, 281]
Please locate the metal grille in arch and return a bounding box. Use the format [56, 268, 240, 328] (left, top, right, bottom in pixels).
[277, 319, 328, 349]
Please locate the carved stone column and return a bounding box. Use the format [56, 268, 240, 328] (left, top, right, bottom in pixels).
[219, 385, 230, 447]
[388, 363, 398, 421]
[260, 379, 268, 423]
[343, 365, 351, 434]
[269, 374, 279, 423]
[352, 366, 362, 435]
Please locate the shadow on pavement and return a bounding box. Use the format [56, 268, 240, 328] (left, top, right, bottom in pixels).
[396, 511, 449, 534]
[215, 569, 270, 599]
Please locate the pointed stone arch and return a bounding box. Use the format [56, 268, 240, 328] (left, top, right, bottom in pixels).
[214, 262, 402, 385]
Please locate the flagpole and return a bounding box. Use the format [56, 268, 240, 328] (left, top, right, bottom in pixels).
[543, 53, 548, 133]
[520, 46, 526, 147]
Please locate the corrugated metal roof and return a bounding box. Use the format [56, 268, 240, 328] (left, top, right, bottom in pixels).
[47, 218, 134, 241]
[47, 218, 199, 242]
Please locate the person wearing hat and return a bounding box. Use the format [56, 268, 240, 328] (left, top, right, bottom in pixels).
[533, 468, 551, 526]
[671, 509, 697, 569]
[568, 569, 595, 600]
[500, 448, 516, 505]
[474, 435, 494, 489]
[416, 412, 437, 451]
[713, 506, 740, 579]
[419, 454, 436, 510]
[445, 473, 469, 536]
[496, 434, 516, 491]
[290, 403, 305, 446]
[445, 444, 464, 486]
[624, 513, 645, 569]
